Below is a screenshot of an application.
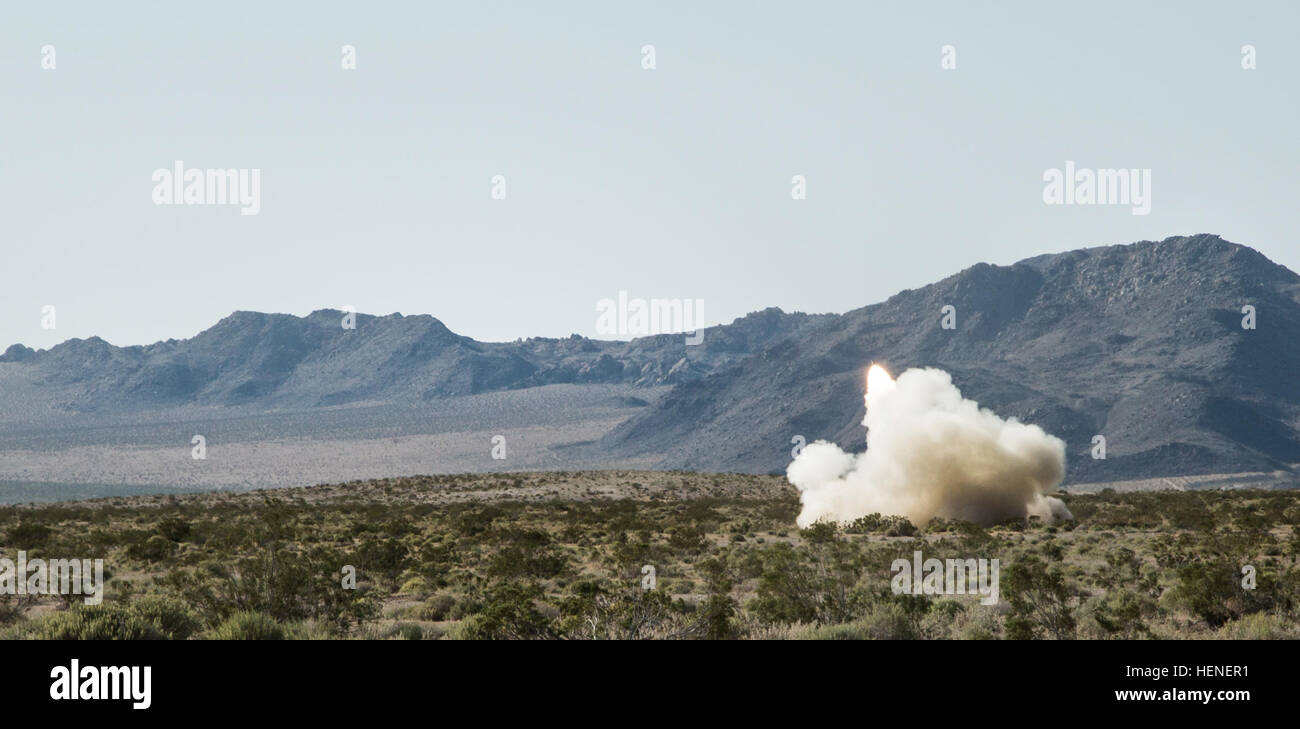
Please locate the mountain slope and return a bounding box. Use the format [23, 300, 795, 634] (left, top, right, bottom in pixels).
[599, 234, 1300, 482]
[0, 307, 830, 413]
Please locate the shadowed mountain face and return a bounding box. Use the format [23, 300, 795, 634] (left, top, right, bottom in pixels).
[3, 234, 1298, 486]
[599, 234, 1300, 481]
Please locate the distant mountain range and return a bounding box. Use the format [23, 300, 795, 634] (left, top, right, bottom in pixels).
[2, 304, 827, 411]
[4, 234, 1299, 487]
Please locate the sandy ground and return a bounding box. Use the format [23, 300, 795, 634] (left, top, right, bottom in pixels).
[1063, 470, 1299, 493]
[0, 384, 670, 503]
[5, 471, 796, 511]
[0, 417, 658, 498]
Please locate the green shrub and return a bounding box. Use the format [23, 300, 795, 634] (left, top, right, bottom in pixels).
[158, 545, 379, 632]
[797, 604, 918, 640]
[798, 622, 874, 640]
[417, 593, 457, 621]
[27, 604, 163, 640]
[1003, 555, 1080, 639]
[7, 523, 53, 548]
[800, 521, 838, 544]
[457, 582, 557, 640]
[157, 517, 192, 543]
[128, 594, 201, 640]
[207, 611, 285, 640]
[1216, 612, 1300, 640]
[384, 622, 425, 640]
[397, 576, 428, 595]
[284, 619, 335, 640]
[127, 535, 175, 563]
[1164, 561, 1240, 628]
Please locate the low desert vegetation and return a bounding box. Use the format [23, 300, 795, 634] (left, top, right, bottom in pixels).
[1, 473, 1297, 639]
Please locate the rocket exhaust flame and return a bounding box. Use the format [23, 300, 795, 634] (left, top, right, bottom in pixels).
[788, 365, 1071, 528]
[866, 363, 894, 399]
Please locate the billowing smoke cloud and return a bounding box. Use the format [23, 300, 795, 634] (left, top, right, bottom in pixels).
[788, 366, 1071, 528]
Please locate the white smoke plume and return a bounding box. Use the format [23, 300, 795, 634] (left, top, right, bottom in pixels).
[788, 365, 1072, 528]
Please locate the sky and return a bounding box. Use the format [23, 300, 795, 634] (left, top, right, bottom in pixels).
[2, 1, 1297, 350]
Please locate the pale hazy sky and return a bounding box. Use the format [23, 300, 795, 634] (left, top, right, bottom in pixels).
[3, 1, 1297, 350]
